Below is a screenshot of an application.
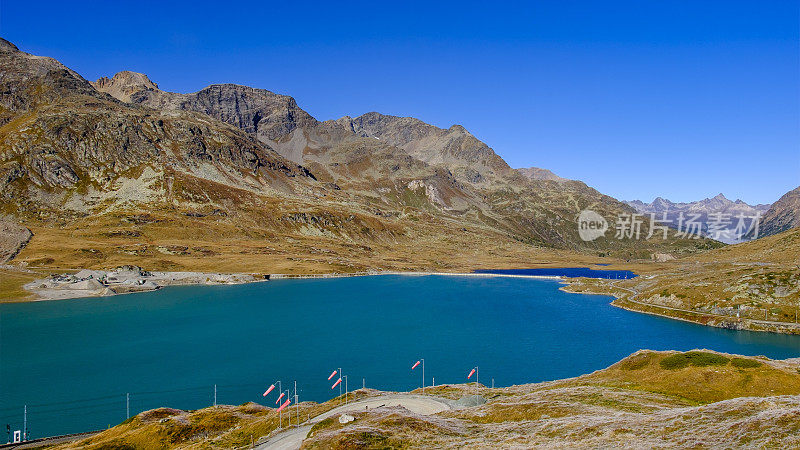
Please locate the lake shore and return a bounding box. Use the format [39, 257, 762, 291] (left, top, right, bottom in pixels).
[15, 264, 800, 336]
[13, 267, 565, 302]
[561, 278, 800, 336]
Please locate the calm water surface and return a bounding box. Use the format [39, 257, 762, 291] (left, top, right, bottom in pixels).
[1, 275, 798, 437]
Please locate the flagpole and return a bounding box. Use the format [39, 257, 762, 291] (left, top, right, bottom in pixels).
[343, 375, 348, 405]
[279, 390, 284, 430]
[468, 366, 479, 402]
[412, 359, 424, 393]
[277, 382, 283, 430]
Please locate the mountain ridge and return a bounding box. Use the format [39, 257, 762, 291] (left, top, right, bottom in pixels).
[92, 71, 514, 185]
[625, 193, 770, 214]
[624, 193, 771, 243]
[745, 186, 800, 239]
[517, 167, 568, 182]
[0, 39, 722, 285]
[88, 67, 660, 250]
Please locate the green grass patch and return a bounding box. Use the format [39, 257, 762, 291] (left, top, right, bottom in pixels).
[730, 358, 762, 369]
[659, 351, 730, 370]
[310, 417, 337, 433]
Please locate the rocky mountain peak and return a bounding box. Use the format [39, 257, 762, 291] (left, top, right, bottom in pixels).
[651, 197, 673, 210]
[0, 38, 19, 53]
[448, 124, 472, 136]
[92, 71, 160, 102]
[517, 167, 567, 182]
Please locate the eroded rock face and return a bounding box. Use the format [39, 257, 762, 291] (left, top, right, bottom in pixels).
[0, 220, 32, 263]
[340, 112, 513, 184]
[92, 71, 159, 102]
[94, 75, 318, 145]
[30, 156, 80, 187]
[0, 38, 99, 126]
[517, 167, 567, 182]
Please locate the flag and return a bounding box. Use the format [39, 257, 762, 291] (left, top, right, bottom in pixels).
[412, 361, 421, 370]
[262, 384, 275, 397]
[468, 368, 476, 379]
[277, 398, 291, 412]
[275, 392, 285, 404]
[331, 377, 342, 389]
[328, 370, 338, 380]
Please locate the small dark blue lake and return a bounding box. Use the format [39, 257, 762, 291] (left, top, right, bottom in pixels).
[475, 267, 637, 279]
[1, 274, 797, 438]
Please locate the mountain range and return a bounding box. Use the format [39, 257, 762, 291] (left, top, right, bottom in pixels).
[1, 38, 794, 275]
[624, 194, 771, 243]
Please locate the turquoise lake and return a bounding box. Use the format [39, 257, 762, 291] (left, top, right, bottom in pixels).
[2, 274, 800, 438]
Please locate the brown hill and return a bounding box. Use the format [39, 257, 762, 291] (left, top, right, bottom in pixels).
[747, 186, 800, 239]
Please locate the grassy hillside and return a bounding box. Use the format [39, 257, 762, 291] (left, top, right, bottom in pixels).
[565, 227, 800, 334]
[57, 350, 800, 448]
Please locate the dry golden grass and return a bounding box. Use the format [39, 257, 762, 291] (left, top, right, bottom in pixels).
[563, 228, 800, 333]
[57, 391, 382, 450]
[8, 204, 649, 300]
[56, 351, 800, 449]
[0, 268, 45, 301]
[581, 350, 800, 404]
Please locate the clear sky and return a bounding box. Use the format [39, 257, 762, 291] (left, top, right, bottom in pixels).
[1, 1, 797, 204]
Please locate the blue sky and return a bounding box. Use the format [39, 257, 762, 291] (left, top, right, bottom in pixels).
[1, 1, 797, 204]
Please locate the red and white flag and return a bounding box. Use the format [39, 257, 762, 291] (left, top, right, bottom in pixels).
[328, 370, 338, 380]
[411, 361, 421, 370]
[275, 392, 285, 404]
[277, 398, 291, 412]
[331, 377, 342, 389]
[467, 368, 476, 379]
[262, 384, 275, 397]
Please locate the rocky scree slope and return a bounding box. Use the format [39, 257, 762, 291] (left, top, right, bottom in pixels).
[0, 39, 317, 219]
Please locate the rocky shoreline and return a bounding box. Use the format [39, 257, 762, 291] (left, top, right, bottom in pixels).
[21, 267, 564, 301]
[23, 266, 262, 301]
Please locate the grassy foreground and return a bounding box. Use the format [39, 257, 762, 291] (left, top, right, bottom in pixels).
[56, 350, 800, 449]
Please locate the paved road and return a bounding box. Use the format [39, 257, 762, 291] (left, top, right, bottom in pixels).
[256, 394, 452, 450]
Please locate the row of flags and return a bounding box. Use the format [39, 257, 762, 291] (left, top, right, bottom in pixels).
[261, 361, 481, 413]
[262, 383, 291, 412]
